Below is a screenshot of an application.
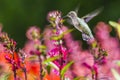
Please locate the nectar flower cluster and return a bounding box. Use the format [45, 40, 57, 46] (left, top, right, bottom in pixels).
[0, 10, 119, 80]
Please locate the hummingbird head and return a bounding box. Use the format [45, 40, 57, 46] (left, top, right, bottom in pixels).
[66, 11, 77, 19]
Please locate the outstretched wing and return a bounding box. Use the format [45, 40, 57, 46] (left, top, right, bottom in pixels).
[82, 7, 103, 22]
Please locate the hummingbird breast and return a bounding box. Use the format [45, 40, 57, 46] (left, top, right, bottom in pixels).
[71, 17, 86, 33]
[72, 18, 94, 41]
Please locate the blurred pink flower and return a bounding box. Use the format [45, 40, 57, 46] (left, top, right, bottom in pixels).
[23, 40, 41, 55]
[94, 22, 120, 79]
[43, 27, 56, 52]
[62, 26, 94, 79]
[26, 26, 40, 41]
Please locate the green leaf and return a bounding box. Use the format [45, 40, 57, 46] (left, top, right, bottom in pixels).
[28, 55, 38, 60]
[0, 73, 11, 80]
[116, 60, 120, 66]
[73, 77, 80, 80]
[43, 56, 60, 64]
[50, 29, 74, 40]
[50, 35, 63, 40]
[111, 68, 120, 80]
[45, 61, 59, 71]
[46, 65, 51, 74]
[109, 21, 120, 28]
[36, 45, 46, 49]
[43, 56, 61, 71]
[73, 76, 88, 80]
[63, 28, 74, 36]
[61, 61, 74, 78]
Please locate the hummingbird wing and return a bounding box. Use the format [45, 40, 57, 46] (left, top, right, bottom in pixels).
[81, 7, 103, 22]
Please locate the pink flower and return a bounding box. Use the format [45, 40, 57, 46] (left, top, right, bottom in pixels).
[47, 11, 62, 26]
[23, 40, 41, 55]
[62, 26, 94, 79]
[94, 22, 120, 79]
[26, 26, 40, 41]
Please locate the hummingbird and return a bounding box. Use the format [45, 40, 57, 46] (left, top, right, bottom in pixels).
[65, 7, 103, 41]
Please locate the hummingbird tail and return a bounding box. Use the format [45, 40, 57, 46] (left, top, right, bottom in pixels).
[82, 33, 94, 41]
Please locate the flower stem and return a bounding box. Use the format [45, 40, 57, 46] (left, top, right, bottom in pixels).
[23, 68, 27, 80]
[13, 68, 17, 80]
[59, 55, 62, 80]
[12, 53, 17, 80]
[92, 72, 98, 80]
[38, 55, 43, 80]
[59, 43, 63, 80]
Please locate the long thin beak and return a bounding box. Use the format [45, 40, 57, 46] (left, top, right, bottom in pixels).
[62, 15, 68, 19]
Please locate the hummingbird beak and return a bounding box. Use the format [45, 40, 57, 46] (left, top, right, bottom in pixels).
[62, 15, 68, 19]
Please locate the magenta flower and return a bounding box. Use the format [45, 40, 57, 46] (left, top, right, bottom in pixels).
[44, 11, 71, 79]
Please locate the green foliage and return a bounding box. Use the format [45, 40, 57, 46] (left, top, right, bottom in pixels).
[43, 56, 61, 71]
[44, 62, 59, 71]
[46, 65, 51, 74]
[73, 77, 80, 80]
[50, 29, 74, 40]
[0, 73, 11, 80]
[43, 56, 60, 64]
[111, 68, 120, 80]
[115, 60, 120, 66]
[61, 61, 73, 79]
[109, 21, 120, 28]
[73, 76, 88, 80]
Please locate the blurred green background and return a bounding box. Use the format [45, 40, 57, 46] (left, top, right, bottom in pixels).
[0, 0, 120, 48]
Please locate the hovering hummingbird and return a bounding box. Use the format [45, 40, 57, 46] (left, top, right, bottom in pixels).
[65, 7, 103, 41]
